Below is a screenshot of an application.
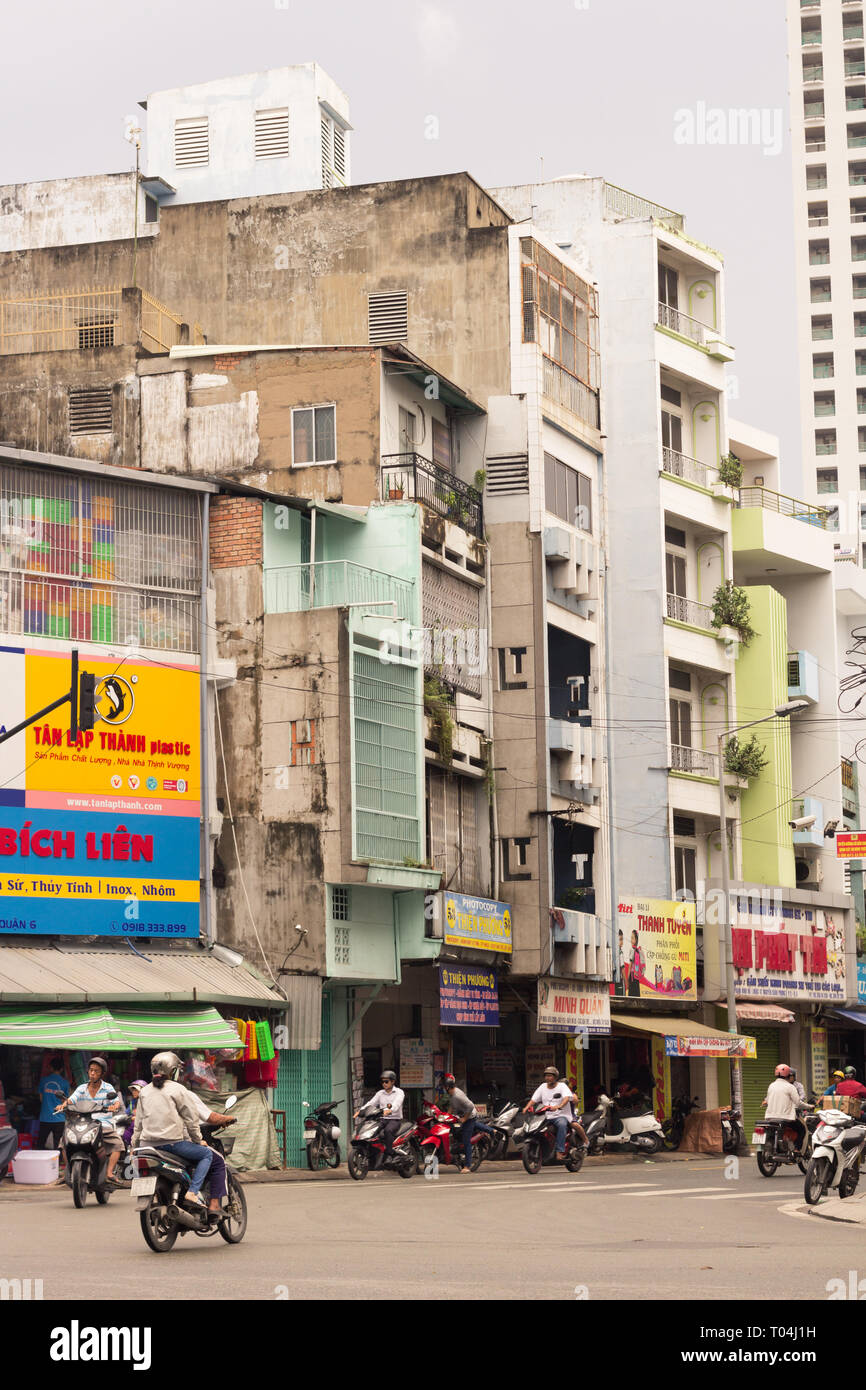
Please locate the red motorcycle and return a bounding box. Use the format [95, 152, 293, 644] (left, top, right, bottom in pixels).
[347, 1110, 416, 1180]
[410, 1101, 490, 1173]
[513, 1104, 585, 1175]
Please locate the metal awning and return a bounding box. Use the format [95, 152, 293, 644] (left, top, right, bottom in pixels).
[610, 1013, 756, 1059]
[0, 1005, 241, 1051]
[0, 942, 284, 1007]
[826, 1009, 866, 1029]
[735, 1002, 795, 1024]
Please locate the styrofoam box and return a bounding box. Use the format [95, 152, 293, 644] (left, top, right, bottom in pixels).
[12, 1149, 59, 1184]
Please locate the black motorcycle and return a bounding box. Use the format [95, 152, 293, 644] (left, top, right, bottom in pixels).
[662, 1095, 700, 1151]
[61, 1098, 116, 1207]
[512, 1105, 585, 1174]
[485, 1099, 524, 1161]
[347, 1110, 415, 1180]
[303, 1099, 342, 1170]
[132, 1095, 247, 1252]
[753, 1108, 818, 1177]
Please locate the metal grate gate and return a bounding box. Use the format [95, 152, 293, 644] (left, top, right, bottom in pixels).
[273, 996, 333, 1168]
[741, 1026, 781, 1143]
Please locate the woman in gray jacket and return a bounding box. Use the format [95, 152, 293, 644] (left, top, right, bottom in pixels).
[131, 1052, 213, 1209]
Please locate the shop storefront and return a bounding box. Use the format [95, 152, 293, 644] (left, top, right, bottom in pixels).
[610, 1013, 756, 1124]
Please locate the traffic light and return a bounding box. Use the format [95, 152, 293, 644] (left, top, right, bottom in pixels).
[78, 672, 98, 732]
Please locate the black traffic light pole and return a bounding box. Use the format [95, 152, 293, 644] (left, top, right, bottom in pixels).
[0, 649, 96, 747]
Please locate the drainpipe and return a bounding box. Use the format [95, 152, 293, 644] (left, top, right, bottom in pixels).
[200, 493, 214, 947]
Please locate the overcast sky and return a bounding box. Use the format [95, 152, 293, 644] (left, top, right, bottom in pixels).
[0, 0, 798, 481]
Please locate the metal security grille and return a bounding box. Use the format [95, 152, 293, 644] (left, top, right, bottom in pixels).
[333, 123, 346, 180]
[740, 1026, 780, 1141]
[273, 996, 332, 1168]
[427, 767, 481, 893]
[353, 647, 419, 863]
[0, 463, 201, 653]
[368, 292, 408, 344]
[68, 387, 113, 435]
[486, 456, 529, 494]
[0, 288, 120, 356]
[255, 108, 290, 160]
[174, 117, 209, 167]
[422, 560, 482, 696]
[331, 886, 350, 920]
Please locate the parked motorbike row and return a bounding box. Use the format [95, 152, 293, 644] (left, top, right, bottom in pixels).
[752, 1101, 866, 1205]
[661, 1095, 743, 1154]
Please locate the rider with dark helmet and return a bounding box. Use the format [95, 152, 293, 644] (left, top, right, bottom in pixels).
[131, 1053, 213, 1209]
[57, 1055, 125, 1185]
[354, 1070, 405, 1157]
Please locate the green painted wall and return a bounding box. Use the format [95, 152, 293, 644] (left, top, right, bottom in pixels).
[736, 586, 795, 888]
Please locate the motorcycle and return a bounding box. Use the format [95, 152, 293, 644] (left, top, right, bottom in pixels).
[303, 1099, 342, 1171]
[512, 1105, 585, 1174]
[485, 1099, 524, 1161]
[132, 1094, 247, 1252]
[662, 1095, 700, 1151]
[410, 1101, 491, 1173]
[61, 1097, 117, 1207]
[347, 1109, 416, 1180]
[582, 1093, 665, 1155]
[752, 1107, 817, 1177]
[804, 1107, 866, 1204]
[720, 1106, 743, 1155]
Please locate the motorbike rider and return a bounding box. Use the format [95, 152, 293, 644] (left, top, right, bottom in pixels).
[761, 1064, 806, 1150]
[523, 1066, 575, 1162]
[354, 1071, 404, 1157]
[56, 1057, 125, 1186]
[788, 1068, 807, 1105]
[835, 1066, 866, 1100]
[185, 1090, 236, 1215]
[443, 1074, 493, 1174]
[131, 1053, 213, 1209]
[824, 1069, 846, 1097]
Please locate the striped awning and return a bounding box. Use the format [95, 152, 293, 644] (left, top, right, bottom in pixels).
[0, 1005, 241, 1052]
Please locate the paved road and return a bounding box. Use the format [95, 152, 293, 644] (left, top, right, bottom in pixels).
[1, 1159, 859, 1301]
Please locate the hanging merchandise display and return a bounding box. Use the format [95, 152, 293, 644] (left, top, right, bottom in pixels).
[256, 1019, 276, 1061]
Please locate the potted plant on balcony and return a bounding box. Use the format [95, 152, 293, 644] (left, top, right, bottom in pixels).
[710, 581, 756, 649]
[387, 481, 405, 500]
[714, 452, 743, 499]
[555, 887, 586, 910]
[723, 734, 768, 785]
[423, 672, 454, 764]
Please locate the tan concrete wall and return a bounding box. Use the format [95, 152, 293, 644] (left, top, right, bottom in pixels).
[0, 346, 140, 467]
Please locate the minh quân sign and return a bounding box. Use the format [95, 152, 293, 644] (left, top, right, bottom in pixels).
[537, 977, 610, 1035]
[0, 648, 200, 937]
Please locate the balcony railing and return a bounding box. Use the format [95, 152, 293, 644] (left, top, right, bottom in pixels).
[661, 446, 714, 488]
[848, 96, 866, 110]
[0, 286, 186, 356]
[666, 592, 716, 631]
[737, 486, 830, 528]
[264, 560, 416, 615]
[810, 251, 830, 263]
[807, 141, 827, 152]
[845, 26, 865, 40]
[541, 356, 601, 429]
[0, 573, 199, 653]
[657, 301, 713, 346]
[808, 215, 829, 226]
[603, 183, 684, 230]
[802, 33, 823, 45]
[670, 744, 719, 776]
[847, 61, 866, 76]
[380, 453, 483, 538]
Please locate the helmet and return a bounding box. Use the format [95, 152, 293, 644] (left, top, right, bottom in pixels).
[544, 1066, 559, 1080]
[87, 1056, 109, 1077]
[774, 1064, 792, 1079]
[380, 1070, 397, 1083]
[832, 1070, 845, 1080]
[150, 1051, 184, 1082]
[443, 1073, 456, 1088]
[130, 1079, 148, 1092]
[845, 1066, 858, 1079]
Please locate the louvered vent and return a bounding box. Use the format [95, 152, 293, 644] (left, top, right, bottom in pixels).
[333, 123, 346, 179]
[174, 117, 209, 168]
[788, 655, 802, 688]
[672, 815, 697, 838]
[486, 456, 529, 495]
[368, 291, 408, 344]
[69, 387, 113, 436]
[321, 114, 333, 189]
[255, 107, 290, 160]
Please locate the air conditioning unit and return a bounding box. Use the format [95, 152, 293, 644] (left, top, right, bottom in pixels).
[795, 855, 824, 888]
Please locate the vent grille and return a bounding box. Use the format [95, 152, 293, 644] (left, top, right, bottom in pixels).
[368, 291, 408, 344]
[174, 117, 209, 168]
[68, 387, 113, 436]
[331, 886, 350, 920]
[673, 816, 696, 838]
[333, 123, 346, 179]
[255, 107, 290, 160]
[788, 656, 801, 687]
[486, 456, 529, 495]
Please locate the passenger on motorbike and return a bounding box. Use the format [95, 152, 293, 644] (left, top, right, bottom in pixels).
[761, 1064, 806, 1150]
[443, 1075, 493, 1174]
[524, 1066, 574, 1162]
[56, 1057, 125, 1186]
[836, 1067, 866, 1099]
[354, 1071, 404, 1156]
[186, 1091, 235, 1214]
[131, 1053, 213, 1210]
[823, 1070, 846, 1097]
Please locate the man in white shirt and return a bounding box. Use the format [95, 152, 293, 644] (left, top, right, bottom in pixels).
[762, 1064, 806, 1149]
[524, 1066, 574, 1161]
[355, 1071, 405, 1156]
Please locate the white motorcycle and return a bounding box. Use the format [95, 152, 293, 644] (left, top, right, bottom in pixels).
[804, 1108, 866, 1205]
[582, 1092, 665, 1155]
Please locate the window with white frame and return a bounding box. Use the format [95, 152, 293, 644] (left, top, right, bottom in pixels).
[292, 405, 336, 466]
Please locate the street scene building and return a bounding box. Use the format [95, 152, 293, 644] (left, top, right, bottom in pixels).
[0, 58, 862, 1181]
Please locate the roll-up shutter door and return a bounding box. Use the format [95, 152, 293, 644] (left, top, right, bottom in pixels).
[741, 1026, 780, 1143]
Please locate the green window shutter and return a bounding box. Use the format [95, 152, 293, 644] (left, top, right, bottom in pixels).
[353, 648, 419, 863]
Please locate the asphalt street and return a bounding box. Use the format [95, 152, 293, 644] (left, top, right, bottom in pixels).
[1, 1157, 862, 1301]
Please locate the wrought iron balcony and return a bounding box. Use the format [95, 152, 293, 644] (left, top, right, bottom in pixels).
[737, 486, 830, 528]
[661, 447, 714, 488]
[380, 453, 483, 538]
[670, 744, 719, 777]
[657, 301, 709, 346]
[264, 559, 415, 614]
[665, 592, 716, 631]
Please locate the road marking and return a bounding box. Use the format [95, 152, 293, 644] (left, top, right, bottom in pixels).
[612, 1185, 723, 1196]
[438, 1180, 662, 1193]
[689, 1190, 801, 1201]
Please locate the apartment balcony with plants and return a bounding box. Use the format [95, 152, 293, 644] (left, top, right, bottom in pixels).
[662, 515, 738, 676]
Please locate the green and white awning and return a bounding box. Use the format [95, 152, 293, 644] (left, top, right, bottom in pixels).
[0, 1005, 241, 1052]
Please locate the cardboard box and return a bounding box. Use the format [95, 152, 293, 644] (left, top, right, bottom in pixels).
[821, 1094, 862, 1118]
